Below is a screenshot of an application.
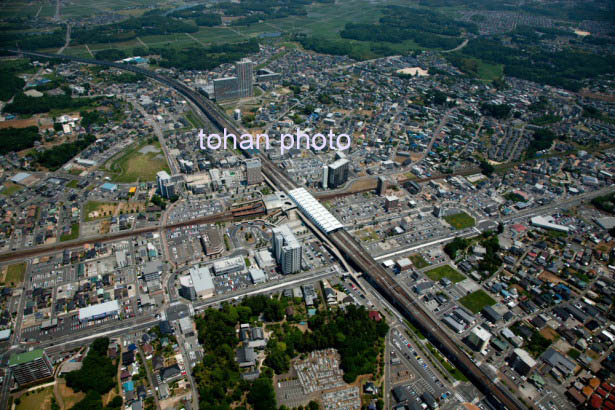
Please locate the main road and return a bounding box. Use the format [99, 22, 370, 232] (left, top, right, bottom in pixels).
[8, 49, 526, 409]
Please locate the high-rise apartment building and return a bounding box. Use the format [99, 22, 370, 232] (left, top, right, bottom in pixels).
[156, 170, 171, 198]
[328, 158, 349, 188]
[213, 59, 254, 101]
[236, 59, 254, 98]
[271, 225, 301, 274]
[156, 171, 183, 199]
[245, 158, 263, 185]
[377, 176, 389, 196]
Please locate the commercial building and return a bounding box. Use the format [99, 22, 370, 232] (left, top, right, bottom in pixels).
[78, 300, 120, 322]
[328, 158, 349, 188]
[385, 195, 399, 211]
[248, 267, 267, 284]
[377, 176, 389, 196]
[404, 180, 421, 194]
[442, 315, 465, 333]
[199, 228, 224, 256]
[466, 326, 491, 351]
[288, 187, 343, 234]
[256, 249, 276, 269]
[180, 266, 215, 300]
[510, 348, 537, 376]
[530, 216, 571, 233]
[245, 158, 263, 185]
[213, 256, 245, 276]
[271, 225, 302, 274]
[143, 261, 163, 282]
[8, 349, 53, 386]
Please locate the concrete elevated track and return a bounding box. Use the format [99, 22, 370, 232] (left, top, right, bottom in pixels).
[8, 49, 524, 409]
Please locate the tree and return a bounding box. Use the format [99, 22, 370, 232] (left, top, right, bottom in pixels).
[264, 344, 290, 374]
[479, 160, 495, 176]
[65, 338, 116, 395]
[247, 377, 277, 410]
[308, 401, 320, 410]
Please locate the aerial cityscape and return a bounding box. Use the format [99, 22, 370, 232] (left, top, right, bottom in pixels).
[0, 0, 614, 410]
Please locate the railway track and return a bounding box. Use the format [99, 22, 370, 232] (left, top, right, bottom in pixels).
[0, 209, 259, 263]
[8, 49, 524, 408]
[330, 229, 524, 410]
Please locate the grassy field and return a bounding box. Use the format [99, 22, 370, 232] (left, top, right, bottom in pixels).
[15, 386, 55, 410]
[56, 379, 86, 410]
[2, 182, 23, 196]
[107, 140, 169, 183]
[424, 265, 465, 283]
[476, 60, 504, 81]
[185, 110, 205, 129]
[66, 180, 79, 189]
[426, 342, 468, 381]
[459, 290, 496, 314]
[409, 254, 429, 269]
[84, 201, 117, 221]
[444, 212, 475, 229]
[60, 223, 80, 242]
[2, 262, 26, 286]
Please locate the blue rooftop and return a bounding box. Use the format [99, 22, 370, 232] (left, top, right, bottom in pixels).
[101, 182, 117, 191]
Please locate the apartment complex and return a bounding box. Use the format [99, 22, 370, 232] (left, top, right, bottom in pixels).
[271, 224, 301, 274]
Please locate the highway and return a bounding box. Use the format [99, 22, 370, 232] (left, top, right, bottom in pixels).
[8, 49, 525, 409]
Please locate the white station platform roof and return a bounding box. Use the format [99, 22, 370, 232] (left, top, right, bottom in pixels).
[288, 188, 343, 233]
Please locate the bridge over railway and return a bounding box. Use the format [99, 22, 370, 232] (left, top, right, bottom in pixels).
[8, 49, 525, 409]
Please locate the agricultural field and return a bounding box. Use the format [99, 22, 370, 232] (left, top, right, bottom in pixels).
[424, 265, 465, 283]
[459, 290, 496, 314]
[444, 212, 475, 230]
[106, 140, 169, 183]
[33, 0, 421, 60]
